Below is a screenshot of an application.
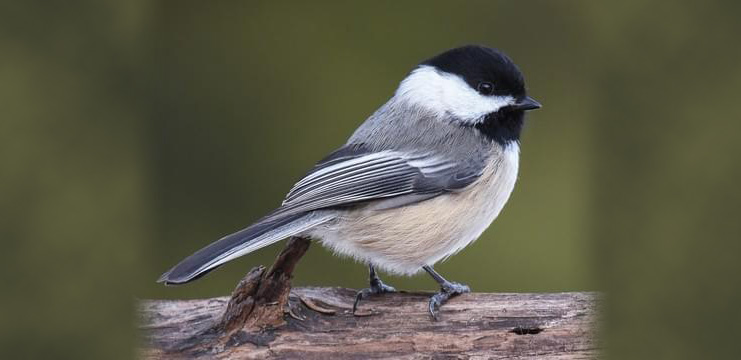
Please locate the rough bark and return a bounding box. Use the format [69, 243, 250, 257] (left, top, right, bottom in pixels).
[218, 237, 311, 332]
[140, 289, 598, 359]
[139, 237, 599, 359]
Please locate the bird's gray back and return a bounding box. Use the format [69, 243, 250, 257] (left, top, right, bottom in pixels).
[348, 98, 493, 170]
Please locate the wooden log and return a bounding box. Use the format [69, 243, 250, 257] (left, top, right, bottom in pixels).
[140, 288, 599, 359]
[140, 238, 599, 359]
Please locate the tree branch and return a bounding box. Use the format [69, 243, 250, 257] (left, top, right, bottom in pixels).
[139, 237, 600, 359]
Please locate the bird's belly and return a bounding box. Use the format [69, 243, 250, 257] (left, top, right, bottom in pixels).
[309, 145, 519, 275]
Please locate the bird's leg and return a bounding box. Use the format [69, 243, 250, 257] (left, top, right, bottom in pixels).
[424, 265, 470, 321]
[353, 264, 396, 314]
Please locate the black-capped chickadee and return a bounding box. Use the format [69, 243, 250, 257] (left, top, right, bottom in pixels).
[159, 45, 541, 320]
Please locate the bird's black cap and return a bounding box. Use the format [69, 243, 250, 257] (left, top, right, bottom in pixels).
[421, 45, 527, 98]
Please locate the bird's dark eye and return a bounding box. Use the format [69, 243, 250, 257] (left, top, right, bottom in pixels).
[477, 82, 494, 95]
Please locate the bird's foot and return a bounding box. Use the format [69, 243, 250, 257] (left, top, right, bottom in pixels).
[428, 281, 470, 321]
[353, 277, 396, 314]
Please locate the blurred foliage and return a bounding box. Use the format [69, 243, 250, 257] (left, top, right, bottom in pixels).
[1, 0, 740, 359]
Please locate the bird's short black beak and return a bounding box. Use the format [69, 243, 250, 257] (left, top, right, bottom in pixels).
[512, 96, 541, 111]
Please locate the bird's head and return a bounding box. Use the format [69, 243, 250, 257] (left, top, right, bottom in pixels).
[396, 45, 540, 145]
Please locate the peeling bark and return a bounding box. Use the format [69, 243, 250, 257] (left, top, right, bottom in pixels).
[141, 290, 599, 359]
[140, 237, 599, 359]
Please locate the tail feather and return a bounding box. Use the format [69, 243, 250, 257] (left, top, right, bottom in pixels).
[158, 210, 333, 285]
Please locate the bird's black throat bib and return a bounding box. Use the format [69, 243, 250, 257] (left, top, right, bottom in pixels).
[474, 108, 525, 146]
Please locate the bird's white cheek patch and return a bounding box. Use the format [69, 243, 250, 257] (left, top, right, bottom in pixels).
[396, 66, 514, 123]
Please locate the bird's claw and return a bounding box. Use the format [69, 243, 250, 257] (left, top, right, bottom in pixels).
[353, 279, 396, 314]
[428, 281, 470, 321]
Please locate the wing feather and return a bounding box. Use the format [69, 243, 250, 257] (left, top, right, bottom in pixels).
[276, 146, 485, 215]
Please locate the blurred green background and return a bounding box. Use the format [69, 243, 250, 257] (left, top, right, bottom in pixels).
[2, 1, 740, 359]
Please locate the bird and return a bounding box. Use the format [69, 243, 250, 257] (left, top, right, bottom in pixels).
[158, 45, 541, 320]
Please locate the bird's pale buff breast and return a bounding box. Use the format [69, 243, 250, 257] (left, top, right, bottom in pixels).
[307, 144, 520, 275]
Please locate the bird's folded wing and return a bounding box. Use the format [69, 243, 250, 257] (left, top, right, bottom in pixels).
[276, 144, 485, 215]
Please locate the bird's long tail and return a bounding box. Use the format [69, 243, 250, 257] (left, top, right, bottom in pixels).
[157, 210, 333, 285]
